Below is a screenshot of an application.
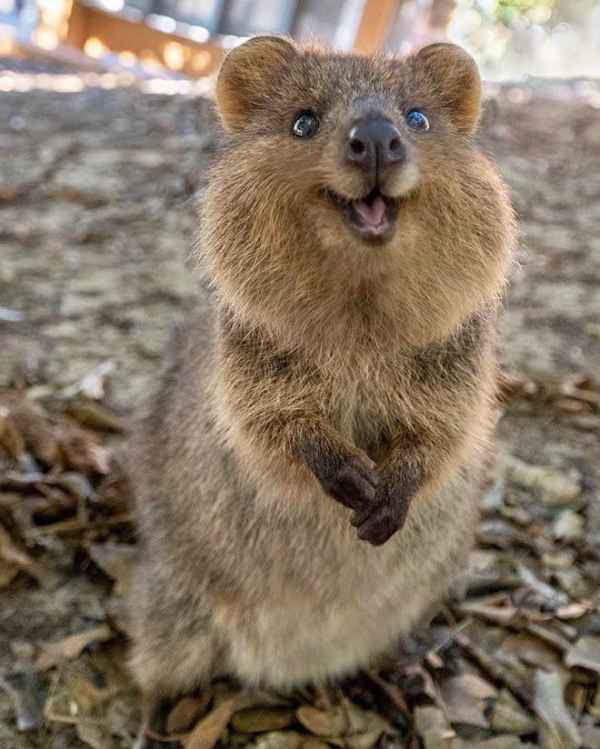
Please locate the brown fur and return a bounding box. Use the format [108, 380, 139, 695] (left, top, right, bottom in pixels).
[128, 37, 515, 721]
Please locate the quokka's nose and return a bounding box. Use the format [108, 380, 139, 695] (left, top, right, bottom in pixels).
[346, 117, 405, 174]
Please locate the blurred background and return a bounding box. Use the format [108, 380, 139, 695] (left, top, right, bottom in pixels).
[1, 0, 599, 87]
[1, 3, 600, 749]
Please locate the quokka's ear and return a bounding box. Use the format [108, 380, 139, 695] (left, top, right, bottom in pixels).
[414, 43, 482, 135]
[216, 35, 298, 132]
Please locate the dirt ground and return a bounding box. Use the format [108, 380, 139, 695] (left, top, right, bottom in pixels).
[1, 66, 600, 748]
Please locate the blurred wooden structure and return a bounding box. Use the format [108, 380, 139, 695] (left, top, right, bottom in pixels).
[8, 0, 456, 80]
[65, 2, 224, 77]
[354, 0, 399, 54]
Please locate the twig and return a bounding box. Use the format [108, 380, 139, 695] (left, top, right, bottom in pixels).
[27, 512, 132, 537]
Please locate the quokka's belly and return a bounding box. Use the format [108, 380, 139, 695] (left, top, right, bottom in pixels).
[218, 477, 478, 689]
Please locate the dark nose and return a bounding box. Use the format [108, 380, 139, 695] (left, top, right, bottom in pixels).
[346, 117, 405, 174]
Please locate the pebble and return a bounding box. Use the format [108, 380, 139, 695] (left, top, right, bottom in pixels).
[9, 641, 35, 660]
[553, 510, 585, 541]
[542, 549, 576, 569]
[500, 456, 581, 505]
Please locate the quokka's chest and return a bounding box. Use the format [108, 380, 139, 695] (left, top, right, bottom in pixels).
[319, 358, 421, 449]
[319, 337, 483, 451]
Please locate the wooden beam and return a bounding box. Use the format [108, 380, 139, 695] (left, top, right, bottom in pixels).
[353, 0, 400, 54]
[32, 0, 73, 48]
[65, 1, 225, 78]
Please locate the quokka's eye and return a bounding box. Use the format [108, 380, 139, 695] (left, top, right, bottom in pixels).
[292, 111, 320, 138]
[406, 109, 430, 131]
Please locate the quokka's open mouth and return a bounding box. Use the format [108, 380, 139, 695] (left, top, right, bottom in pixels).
[326, 187, 400, 242]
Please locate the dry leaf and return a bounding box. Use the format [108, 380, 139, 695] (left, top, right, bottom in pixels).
[76, 722, 113, 749]
[533, 670, 581, 749]
[232, 707, 295, 733]
[439, 674, 497, 728]
[0, 407, 25, 458]
[457, 599, 518, 625]
[87, 542, 136, 595]
[555, 603, 592, 620]
[301, 739, 331, 749]
[490, 689, 536, 734]
[167, 695, 211, 734]
[59, 424, 112, 475]
[9, 402, 61, 466]
[296, 705, 348, 737]
[565, 637, 600, 674]
[0, 557, 19, 587]
[184, 696, 239, 749]
[526, 623, 572, 653]
[345, 729, 387, 749]
[94, 471, 131, 513]
[36, 625, 114, 670]
[414, 706, 456, 749]
[468, 738, 527, 749]
[254, 732, 305, 749]
[0, 523, 48, 585]
[503, 633, 562, 670]
[53, 471, 95, 501]
[66, 400, 126, 434]
[454, 631, 532, 707]
[517, 565, 568, 608]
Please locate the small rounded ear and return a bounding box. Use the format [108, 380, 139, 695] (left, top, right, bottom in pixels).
[415, 43, 482, 134]
[216, 36, 298, 132]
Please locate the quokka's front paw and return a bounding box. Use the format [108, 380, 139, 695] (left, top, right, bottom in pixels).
[352, 491, 410, 546]
[306, 448, 380, 513]
[351, 463, 423, 546]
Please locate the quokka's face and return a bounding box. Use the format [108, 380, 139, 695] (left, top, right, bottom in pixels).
[215, 37, 484, 253]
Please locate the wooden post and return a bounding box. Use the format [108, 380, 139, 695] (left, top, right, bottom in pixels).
[63, 1, 224, 78]
[34, 0, 73, 48]
[429, 0, 457, 36]
[353, 0, 400, 54]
